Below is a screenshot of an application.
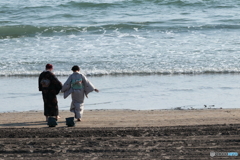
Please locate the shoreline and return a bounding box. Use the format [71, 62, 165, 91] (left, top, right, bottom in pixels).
[1, 108, 240, 128]
[0, 106, 236, 113]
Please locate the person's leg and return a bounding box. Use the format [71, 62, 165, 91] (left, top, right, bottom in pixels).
[74, 105, 81, 119]
[42, 91, 49, 121]
[78, 105, 84, 121]
[47, 93, 59, 119]
[71, 90, 85, 121]
[74, 103, 84, 121]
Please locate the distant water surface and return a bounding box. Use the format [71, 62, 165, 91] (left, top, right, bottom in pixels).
[0, 0, 240, 76]
[1, 0, 240, 111]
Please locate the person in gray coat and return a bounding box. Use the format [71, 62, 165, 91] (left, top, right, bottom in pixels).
[61, 65, 99, 121]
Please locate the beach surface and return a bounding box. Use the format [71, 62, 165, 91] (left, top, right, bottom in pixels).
[0, 109, 240, 159]
[1, 109, 240, 128]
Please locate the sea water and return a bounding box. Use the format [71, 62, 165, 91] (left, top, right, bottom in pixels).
[1, 0, 240, 112]
[1, 74, 240, 112]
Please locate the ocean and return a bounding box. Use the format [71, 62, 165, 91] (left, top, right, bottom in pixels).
[1, 0, 240, 112]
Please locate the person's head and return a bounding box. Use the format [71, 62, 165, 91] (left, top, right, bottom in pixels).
[71, 65, 80, 72]
[45, 64, 53, 71]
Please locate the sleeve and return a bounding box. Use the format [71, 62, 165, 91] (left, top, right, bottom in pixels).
[82, 74, 95, 97]
[38, 73, 43, 91]
[61, 75, 72, 92]
[51, 73, 62, 95]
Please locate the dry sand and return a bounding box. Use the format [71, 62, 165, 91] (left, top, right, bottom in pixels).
[1, 109, 240, 128]
[0, 109, 240, 159]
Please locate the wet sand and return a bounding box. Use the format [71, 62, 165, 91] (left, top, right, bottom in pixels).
[0, 109, 240, 159]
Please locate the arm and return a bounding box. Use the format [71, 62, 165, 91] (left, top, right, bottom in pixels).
[82, 74, 99, 96]
[61, 75, 72, 92]
[94, 89, 99, 92]
[51, 73, 62, 95]
[38, 73, 43, 91]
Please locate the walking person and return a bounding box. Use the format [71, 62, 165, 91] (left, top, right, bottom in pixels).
[61, 65, 99, 121]
[38, 64, 62, 121]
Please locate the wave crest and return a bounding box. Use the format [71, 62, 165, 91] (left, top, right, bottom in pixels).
[1, 69, 240, 77]
[1, 23, 239, 39]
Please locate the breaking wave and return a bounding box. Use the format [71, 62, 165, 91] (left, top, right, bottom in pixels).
[1, 69, 240, 77]
[1, 24, 240, 39]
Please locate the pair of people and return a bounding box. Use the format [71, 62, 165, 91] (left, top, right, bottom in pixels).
[38, 64, 99, 122]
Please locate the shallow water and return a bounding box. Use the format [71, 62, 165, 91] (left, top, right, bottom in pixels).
[1, 74, 240, 112]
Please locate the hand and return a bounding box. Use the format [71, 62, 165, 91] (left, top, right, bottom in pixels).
[94, 89, 99, 92]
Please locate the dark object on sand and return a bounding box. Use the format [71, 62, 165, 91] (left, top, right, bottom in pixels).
[66, 117, 75, 127]
[47, 117, 58, 127]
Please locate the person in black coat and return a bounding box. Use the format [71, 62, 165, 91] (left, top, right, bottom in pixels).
[38, 64, 62, 121]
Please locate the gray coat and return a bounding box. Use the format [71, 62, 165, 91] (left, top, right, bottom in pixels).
[61, 72, 95, 115]
[61, 72, 95, 99]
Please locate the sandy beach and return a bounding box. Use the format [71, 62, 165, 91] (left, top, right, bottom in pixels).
[0, 109, 240, 159]
[1, 109, 240, 128]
